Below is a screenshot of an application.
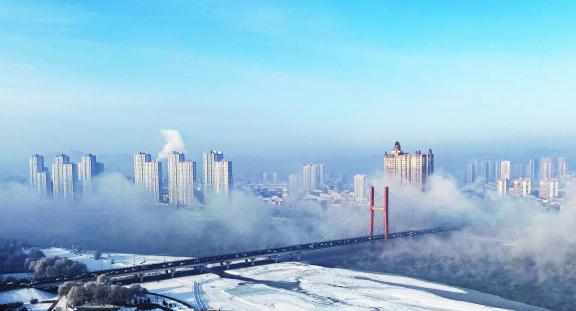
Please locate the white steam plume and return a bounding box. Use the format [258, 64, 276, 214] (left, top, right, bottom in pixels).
[157, 129, 186, 160]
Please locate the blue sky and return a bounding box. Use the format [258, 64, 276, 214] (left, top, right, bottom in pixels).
[1, 0, 576, 167]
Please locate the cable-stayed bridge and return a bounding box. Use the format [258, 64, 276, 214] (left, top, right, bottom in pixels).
[0, 187, 460, 291]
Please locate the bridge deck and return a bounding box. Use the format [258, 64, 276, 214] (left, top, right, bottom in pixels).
[0, 227, 458, 291]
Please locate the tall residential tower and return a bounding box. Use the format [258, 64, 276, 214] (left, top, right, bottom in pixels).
[168, 151, 196, 204]
[384, 141, 434, 189]
[51, 154, 76, 201]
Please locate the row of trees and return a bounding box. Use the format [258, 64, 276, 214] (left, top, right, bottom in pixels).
[25, 256, 87, 279]
[0, 239, 44, 274]
[58, 275, 147, 308]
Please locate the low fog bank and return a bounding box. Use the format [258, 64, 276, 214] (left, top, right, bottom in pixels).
[307, 175, 576, 311]
[0, 173, 350, 256]
[2, 171, 575, 309]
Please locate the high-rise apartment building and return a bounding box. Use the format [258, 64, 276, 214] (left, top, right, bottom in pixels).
[203, 150, 224, 189]
[300, 164, 326, 193]
[168, 152, 185, 204]
[36, 171, 52, 197]
[133, 152, 162, 203]
[527, 159, 538, 186]
[77, 154, 103, 194]
[29, 154, 51, 197]
[29, 154, 43, 189]
[384, 141, 433, 189]
[496, 179, 508, 194]
[466, 161, 476, 184]
[354, 174, 368, 201]
[558, 157, 567, 177]
[213, 160, 233, 193]
[478, 160, 491, 183]
[500, 160, 511, 181]
[143, 161, 162, 203]
[540, 157, 553, 180]
[51, 154, 76, 201]
[134, 152, 152, 185]
[176, 160, 196, 204]
[511, 178, 531, 196]
[167, 151, 196, 204]
[539, 178, 559, 201]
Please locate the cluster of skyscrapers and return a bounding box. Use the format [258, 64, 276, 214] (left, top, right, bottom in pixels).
[29, 150, 232, 205]
[288, 163, 326, 194]
[132, 150, 233, 204]
[466, 157, 568, 201]
[29, 154, 104, 200]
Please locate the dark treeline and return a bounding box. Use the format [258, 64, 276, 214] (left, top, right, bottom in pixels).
[0, 239, 44, 274]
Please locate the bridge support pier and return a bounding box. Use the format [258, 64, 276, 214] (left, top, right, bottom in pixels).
[296, 251, 301, 261]
[139, 273, 144, 282]
[274, 255, 279, 263]
[225, 262, 230, 270]
[170, 269, 175, 278]
[250, 258, 255, 266]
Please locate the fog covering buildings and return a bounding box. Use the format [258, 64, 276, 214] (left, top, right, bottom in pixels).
[354, 174, 368, 201]
[288, 163, 326, 194]
[167, 151, 196, 204]
[383, 141, 434, 189]
[29, 154, 51, 197]
[133, 152, 162, 203]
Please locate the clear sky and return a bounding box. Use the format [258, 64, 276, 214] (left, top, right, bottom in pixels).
[1, 0, 575, 166]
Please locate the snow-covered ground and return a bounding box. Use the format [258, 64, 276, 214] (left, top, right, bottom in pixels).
[1, 250, 550, 311]
[41, 247, 190, 272]
[140, 262, 549, 311]
[0, 288, 55, 304]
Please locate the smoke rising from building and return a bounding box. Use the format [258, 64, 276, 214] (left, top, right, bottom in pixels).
[157, 129, 186, 161]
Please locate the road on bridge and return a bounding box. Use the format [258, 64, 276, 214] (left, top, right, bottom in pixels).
[0, 226, 459, 292]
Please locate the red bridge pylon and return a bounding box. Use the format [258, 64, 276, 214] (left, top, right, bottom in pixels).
[369, 186, 389, 239]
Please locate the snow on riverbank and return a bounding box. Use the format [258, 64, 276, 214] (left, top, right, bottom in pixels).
[139, 262, 549, 311]
[0, 288, 56, 304]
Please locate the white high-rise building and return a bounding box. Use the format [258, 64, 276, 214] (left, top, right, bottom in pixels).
[540, 157, 553, 180]
[500, 160, 511, 181]
[539, 178, 559, 201]
[354, 174, 368, 201]
[29, 154, 51, 197]
[134, 152, 162, 203]
[466, 161, 476, 184]
[203, 150, 224, 189]
[496, 178, 508, 194]
[78, 154, 103, 194]
[36, 171, 52, 198]
[167, 151, 196, 204]
[168, 152, 185, 204]
[527, 159, 538, 185]
[176, 160, 196, 204]
[51, 154, 76, 201]
[558, 157, 567, 177]
[29, 154, 44, 189]
[213, 160, 233, 193]
[511, 178, 531, 196]
[301, 163, 326, 193]
[134, 152, 152, 185]
[384, 141, 433, 189]
[143, 161, 162, 203]
[272, 172, 278, 184]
